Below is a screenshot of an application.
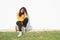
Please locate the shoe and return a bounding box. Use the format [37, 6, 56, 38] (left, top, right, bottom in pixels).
[18, 31, 22, 37]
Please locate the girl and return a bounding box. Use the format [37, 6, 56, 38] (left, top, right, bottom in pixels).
[16, 7, 28, 37]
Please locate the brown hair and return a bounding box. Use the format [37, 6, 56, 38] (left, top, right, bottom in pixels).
[19, 7, 28, 16]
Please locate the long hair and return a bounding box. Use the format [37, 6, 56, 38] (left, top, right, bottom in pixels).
[19, 7, 28, 16]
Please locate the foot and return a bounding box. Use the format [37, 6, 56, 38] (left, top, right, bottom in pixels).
[18, 31, 22, 37]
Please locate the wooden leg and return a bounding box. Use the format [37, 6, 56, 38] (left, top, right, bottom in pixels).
[15, 25, 19, 32]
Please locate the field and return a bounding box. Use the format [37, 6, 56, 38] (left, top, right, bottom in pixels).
[0, 31, 60, 40]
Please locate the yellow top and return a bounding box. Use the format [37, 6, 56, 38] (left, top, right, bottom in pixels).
[16, 12, 27, 21]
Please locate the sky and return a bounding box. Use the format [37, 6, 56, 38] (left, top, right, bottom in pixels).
[0, 0, 60, 30]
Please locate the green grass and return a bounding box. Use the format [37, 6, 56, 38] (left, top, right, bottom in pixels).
[0, 31, 60, 40]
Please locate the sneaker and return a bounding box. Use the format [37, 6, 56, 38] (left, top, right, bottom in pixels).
[18, 31, 22, 37]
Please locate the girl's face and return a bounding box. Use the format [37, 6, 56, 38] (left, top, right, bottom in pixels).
[21, 9, 24, 13]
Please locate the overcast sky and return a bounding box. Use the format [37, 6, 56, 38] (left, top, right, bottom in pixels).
[0, 0, 60, 30]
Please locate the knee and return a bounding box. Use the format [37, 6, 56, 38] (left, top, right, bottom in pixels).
[25, 18, 28, 22]
[16, 21, 22, 25]
[16, 21, 18, 25]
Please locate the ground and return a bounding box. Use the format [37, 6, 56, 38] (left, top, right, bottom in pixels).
[0, 31, 60, 40]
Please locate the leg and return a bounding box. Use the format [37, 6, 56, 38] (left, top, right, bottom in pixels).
[23, 18, 28, 27]
[16, 21, 22, 31]
[16, 21, 23, 37]
[22, 18, 28, 33]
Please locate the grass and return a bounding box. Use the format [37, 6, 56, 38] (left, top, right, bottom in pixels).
[0, 31, 60, 40]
